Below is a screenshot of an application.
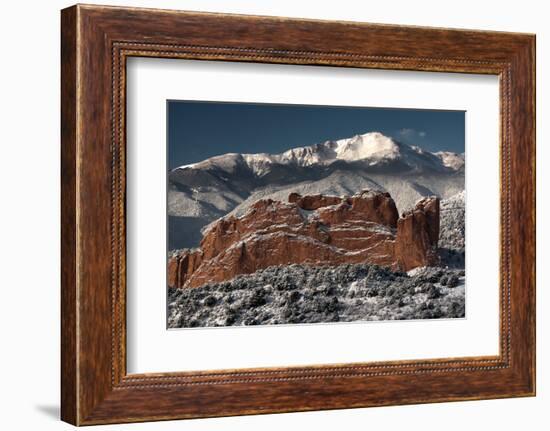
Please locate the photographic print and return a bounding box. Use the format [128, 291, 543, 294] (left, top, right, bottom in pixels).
[167, 101, 466, 328]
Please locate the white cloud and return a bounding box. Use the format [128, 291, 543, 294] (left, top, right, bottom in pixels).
[398, 128, 427, 139]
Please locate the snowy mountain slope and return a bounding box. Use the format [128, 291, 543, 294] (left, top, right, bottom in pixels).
[224, 171, 383, 218]
[439, 190, 466, 250]
[168, 132, 465, 249]
[176, 132, 463, 174]
[225, 170, 463, 220]
[434, 151, 465, 171]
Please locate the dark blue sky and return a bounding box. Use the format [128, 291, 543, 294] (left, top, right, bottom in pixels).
[168, 100, 465, 169]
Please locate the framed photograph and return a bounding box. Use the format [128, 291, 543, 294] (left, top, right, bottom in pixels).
[61, 4, 535, 425]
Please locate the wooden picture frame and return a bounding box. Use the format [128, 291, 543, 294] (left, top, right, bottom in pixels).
[61, 4, 535, 425]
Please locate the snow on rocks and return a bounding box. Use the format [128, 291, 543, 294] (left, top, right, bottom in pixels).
[167, 132, 465, 251]
[439, 191, 465, 250]
[167, 263, 465, 328]
[168, 190, 441, 289]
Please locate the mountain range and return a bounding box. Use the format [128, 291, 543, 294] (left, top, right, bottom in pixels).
[168, 131, 465, 250]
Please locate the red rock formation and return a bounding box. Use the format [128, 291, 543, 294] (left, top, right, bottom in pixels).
[394, 197, 440, 270]
[168, 191, 440, 288]
[316, 191, 398, 228]
[288, 192, 342, 210]
[168, 248, 203, 289]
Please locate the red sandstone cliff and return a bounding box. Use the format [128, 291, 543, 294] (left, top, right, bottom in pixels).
[395, 197, 440, 271]
[168, 191, 439, 289]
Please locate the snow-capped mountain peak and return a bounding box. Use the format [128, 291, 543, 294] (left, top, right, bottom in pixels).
[334, 132, 400, 163]
[173, 131, 463, 176]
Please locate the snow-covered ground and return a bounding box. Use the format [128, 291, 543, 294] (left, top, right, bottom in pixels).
[168, 264, 465, 328]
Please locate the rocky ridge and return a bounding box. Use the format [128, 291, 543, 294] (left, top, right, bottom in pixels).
[168, 190, 440, 289]
[168, 132, 464, 249]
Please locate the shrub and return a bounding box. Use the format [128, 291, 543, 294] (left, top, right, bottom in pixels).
[325, 285, 337, 296]
[203, 295, 217, 307]
[428, 286, 441, 299]
[367, 287, 379, 297]
[248, 290, 267, 308]
[244, 317, 259, 326]
[188, 319, 199, 328]
[421, 282, 434, 293]
[288, 291, 301, 303]
[449, 300, 465, 317]
[447, 275, 459, 288]
[326, 297, 339, 312]
[314, 298, 328, 313]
